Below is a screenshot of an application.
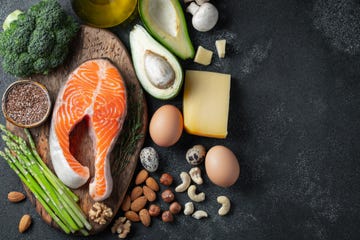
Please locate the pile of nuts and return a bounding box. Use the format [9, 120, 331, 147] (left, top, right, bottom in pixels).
[120, 169, 156, 227]
[113, 144, 233, 238]
[159, 172, 182, 222]
[118, 169, 184, 228]
[88, 202, 113, 225]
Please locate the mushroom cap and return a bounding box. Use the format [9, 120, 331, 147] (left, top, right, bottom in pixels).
[192, 3, 219, 32]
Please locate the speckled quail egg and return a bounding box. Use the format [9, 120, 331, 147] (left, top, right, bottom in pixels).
[140, 147, 159, 172]
[186, 145, 206, 165]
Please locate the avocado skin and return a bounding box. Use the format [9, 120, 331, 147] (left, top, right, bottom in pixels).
[139, 0, 195, 60]
[130, 25, 184, 100]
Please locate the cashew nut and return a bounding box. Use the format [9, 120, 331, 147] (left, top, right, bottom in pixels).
[217, 196, 231, 216]
[187, 185, 205, 202]
[189, 167, 203, 185]
[183, 202, 194, 216]
[175, 172, 191, 192]
[192, 210, 208, 219]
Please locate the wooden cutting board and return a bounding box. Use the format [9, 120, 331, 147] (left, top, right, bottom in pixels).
[6, 25, 147, 234]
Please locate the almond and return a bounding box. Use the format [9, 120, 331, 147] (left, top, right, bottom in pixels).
[135, 169, 149, 185]
[8, 191, 25, 203]
[130, 196, 147, 212]
[145, 177, 159, 192]
[143, 185, 156, 202]
[121, 195, 131, 212]
[18, 214, 31, 233]
[139, 209, 151, 227]
[125, 211, 140, 222]
[130, 186, 143, 201]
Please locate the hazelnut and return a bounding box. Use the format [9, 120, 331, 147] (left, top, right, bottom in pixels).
[148, 204, 161, 217]
[161, 189, 175, 203]
[160, 173, 174, 186]
[162, 210, 174, 223]
[169, 202, 182, 215]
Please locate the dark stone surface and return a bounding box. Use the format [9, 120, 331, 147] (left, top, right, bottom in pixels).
[1, 0, 360, 239]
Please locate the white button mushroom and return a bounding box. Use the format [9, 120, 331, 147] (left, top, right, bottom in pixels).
[186, 2, 219, 32]
[195, 0, 210, 5]
[184, 0, 209, 4]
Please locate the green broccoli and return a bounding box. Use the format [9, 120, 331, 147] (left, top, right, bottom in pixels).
[0, 0, 79, 77]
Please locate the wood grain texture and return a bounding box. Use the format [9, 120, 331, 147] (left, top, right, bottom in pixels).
[7, 26, 147, 234]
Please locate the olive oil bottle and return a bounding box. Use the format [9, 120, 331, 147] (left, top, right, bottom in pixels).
[71, 0, 137, 28]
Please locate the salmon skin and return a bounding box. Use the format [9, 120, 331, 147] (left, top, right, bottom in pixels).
[49, 58, 127, 201]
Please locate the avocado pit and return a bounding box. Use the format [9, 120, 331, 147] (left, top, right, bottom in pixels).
[144, 50, 175, 89]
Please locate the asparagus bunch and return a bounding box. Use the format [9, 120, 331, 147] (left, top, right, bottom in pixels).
[0, 124, 92, 235]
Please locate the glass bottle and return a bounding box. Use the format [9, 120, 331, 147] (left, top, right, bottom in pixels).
[71, 0, 137, 28]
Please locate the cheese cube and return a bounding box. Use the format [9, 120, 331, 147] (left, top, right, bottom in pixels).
[183, 70, 231, 138]
[194, 46, 213, 65]
[215, 39, 226, 58]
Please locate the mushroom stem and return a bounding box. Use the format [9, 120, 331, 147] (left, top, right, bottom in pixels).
[187, 2, 200, 15]
[195, 0, 209, 5]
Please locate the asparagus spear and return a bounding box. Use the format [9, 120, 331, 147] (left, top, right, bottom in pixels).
[23, 128, 79, 202]
[23, 129, 92, 231]
[0, 150, 71, 234]
[3, 136, 80, 232]
[0, 125, 91, 235]
[23, 128, 91, 230]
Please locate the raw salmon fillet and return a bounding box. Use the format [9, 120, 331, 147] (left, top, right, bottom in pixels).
[49, 59, 127, 201]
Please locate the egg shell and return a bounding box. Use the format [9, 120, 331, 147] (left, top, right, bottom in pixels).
[140, 147, 159, 172]
[149, 105, 183, 147]
[205, 145, 240, 187]
[186, 145, 206, 165]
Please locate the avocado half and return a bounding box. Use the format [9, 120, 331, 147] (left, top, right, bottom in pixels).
[139, 0, 195, 60]
[130, 25, 183, 100]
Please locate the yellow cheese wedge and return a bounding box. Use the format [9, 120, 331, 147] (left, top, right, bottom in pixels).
[194, 46, 213, 65]
[215, 39, 226, 58]
[183, 70, 231, 138]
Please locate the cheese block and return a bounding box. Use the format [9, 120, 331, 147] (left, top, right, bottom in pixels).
[194, 46, 213, 65]
[183, 70, 231, 138]
[215, 39, 226, 58]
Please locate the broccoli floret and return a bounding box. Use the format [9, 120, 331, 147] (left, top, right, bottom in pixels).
[15, 53, 34, 76]
[49, 45, 68, 69]
[28, 27, 55, 57]
[0, 0, 79, 77]
[11, 25, 32, 53]
[36, 0, 65, 30]
[33, 57, 49, 73]
[2, 52, 19, 74]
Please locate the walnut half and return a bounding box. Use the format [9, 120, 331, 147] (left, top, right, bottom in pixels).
[88, 202, 113, 225]
[111, 217, 131, 239]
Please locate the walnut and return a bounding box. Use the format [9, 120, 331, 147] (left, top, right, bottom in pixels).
[88, 202, 113, 225]
[111, 217, 131, 239]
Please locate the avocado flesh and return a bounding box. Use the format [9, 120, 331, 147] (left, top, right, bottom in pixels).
[139, 0, 195, 60]
[130, 25, 183, 100]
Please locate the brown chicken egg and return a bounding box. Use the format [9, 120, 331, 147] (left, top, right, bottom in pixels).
[149, 105, 183, 147]
[205, 145, 240, 187]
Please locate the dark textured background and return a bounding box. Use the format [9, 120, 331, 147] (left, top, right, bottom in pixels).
[1, 0, 360, 239]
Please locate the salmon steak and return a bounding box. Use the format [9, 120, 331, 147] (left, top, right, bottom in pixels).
[49, 58, 127, 201]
